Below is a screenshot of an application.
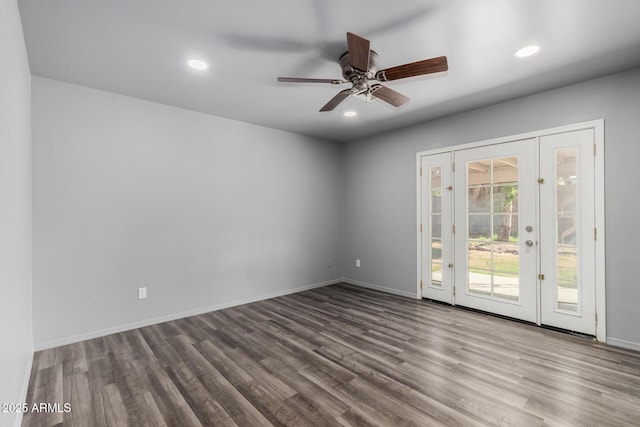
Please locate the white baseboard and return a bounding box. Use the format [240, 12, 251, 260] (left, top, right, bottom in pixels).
[34, 279, 340, 351]
[606, 337, 640, 352]
[13, 349, 34, 427]
[341, 278, 418, 299]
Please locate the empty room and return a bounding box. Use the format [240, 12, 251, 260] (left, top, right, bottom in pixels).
[3, 0, 640, 426]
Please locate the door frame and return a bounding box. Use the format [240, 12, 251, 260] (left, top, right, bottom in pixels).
[416, 119, 606, 342]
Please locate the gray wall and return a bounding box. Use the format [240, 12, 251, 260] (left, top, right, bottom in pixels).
[343, 67, 640, 348]
[0, 0, 33, 426]
[32, 77, 343, 348]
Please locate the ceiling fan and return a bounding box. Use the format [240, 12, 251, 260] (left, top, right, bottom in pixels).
[277, 32, 448, 112]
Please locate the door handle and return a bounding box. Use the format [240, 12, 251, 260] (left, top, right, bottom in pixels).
[525, 240, 534, 247]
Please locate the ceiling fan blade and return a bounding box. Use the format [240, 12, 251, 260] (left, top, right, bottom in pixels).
[320, 88, 354, 112]
[346, 32, 371, 72]
[370, 84, 410, 107]
[375, 56, 448, 82]
[278, 77, 347, 84]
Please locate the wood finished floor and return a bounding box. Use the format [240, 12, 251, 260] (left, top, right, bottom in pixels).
[23, 283, 640, 427]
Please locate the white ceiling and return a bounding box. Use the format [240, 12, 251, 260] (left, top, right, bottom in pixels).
[18, 0, 640, 142]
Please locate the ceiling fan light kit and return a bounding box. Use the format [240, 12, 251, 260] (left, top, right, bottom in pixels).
[277, 32, 448, 112]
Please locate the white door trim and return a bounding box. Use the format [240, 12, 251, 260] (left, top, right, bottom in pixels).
[416, 119, 606, 342]
[594, 121, 606, 342]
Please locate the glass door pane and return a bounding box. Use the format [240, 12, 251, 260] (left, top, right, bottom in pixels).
[556, 148, 578, 312]
[467, 157, 520, 301]
[430, 166, 443, 286]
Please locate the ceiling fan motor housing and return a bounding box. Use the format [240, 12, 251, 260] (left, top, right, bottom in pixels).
[339, 50, 379, 81]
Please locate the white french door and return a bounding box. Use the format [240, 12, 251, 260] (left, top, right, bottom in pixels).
[418, 123, 601, 337]
[420, 153, 453, 303]
[454, 139, 538, 322]
[539, 129, 596, 334]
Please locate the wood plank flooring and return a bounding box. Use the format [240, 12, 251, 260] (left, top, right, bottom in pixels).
[22, 283, 640, 426]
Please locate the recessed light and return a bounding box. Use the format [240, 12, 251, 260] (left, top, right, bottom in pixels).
[514, 45, 541, 58]
[344, 111, 357, 117]
[187, 59, 208, 70]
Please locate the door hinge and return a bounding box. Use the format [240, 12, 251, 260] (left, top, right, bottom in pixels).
[537, 178, 545, 184]
[420, 280, 423, 290]
[594, 228, 597, 240]
[420, 224, 423, 233]
[453, 286, 456, 297]
[595, 312, 598, 326]
[594, 143, 597, 156]
[452, 162, 455, 172]
[538, 273, 545, 280]
[453, 224, 456, 234]
[420, 167, 423, 176]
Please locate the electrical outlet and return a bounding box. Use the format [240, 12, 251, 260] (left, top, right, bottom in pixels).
[138, 287, 147, 299]
[356, 259, 361, 268]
